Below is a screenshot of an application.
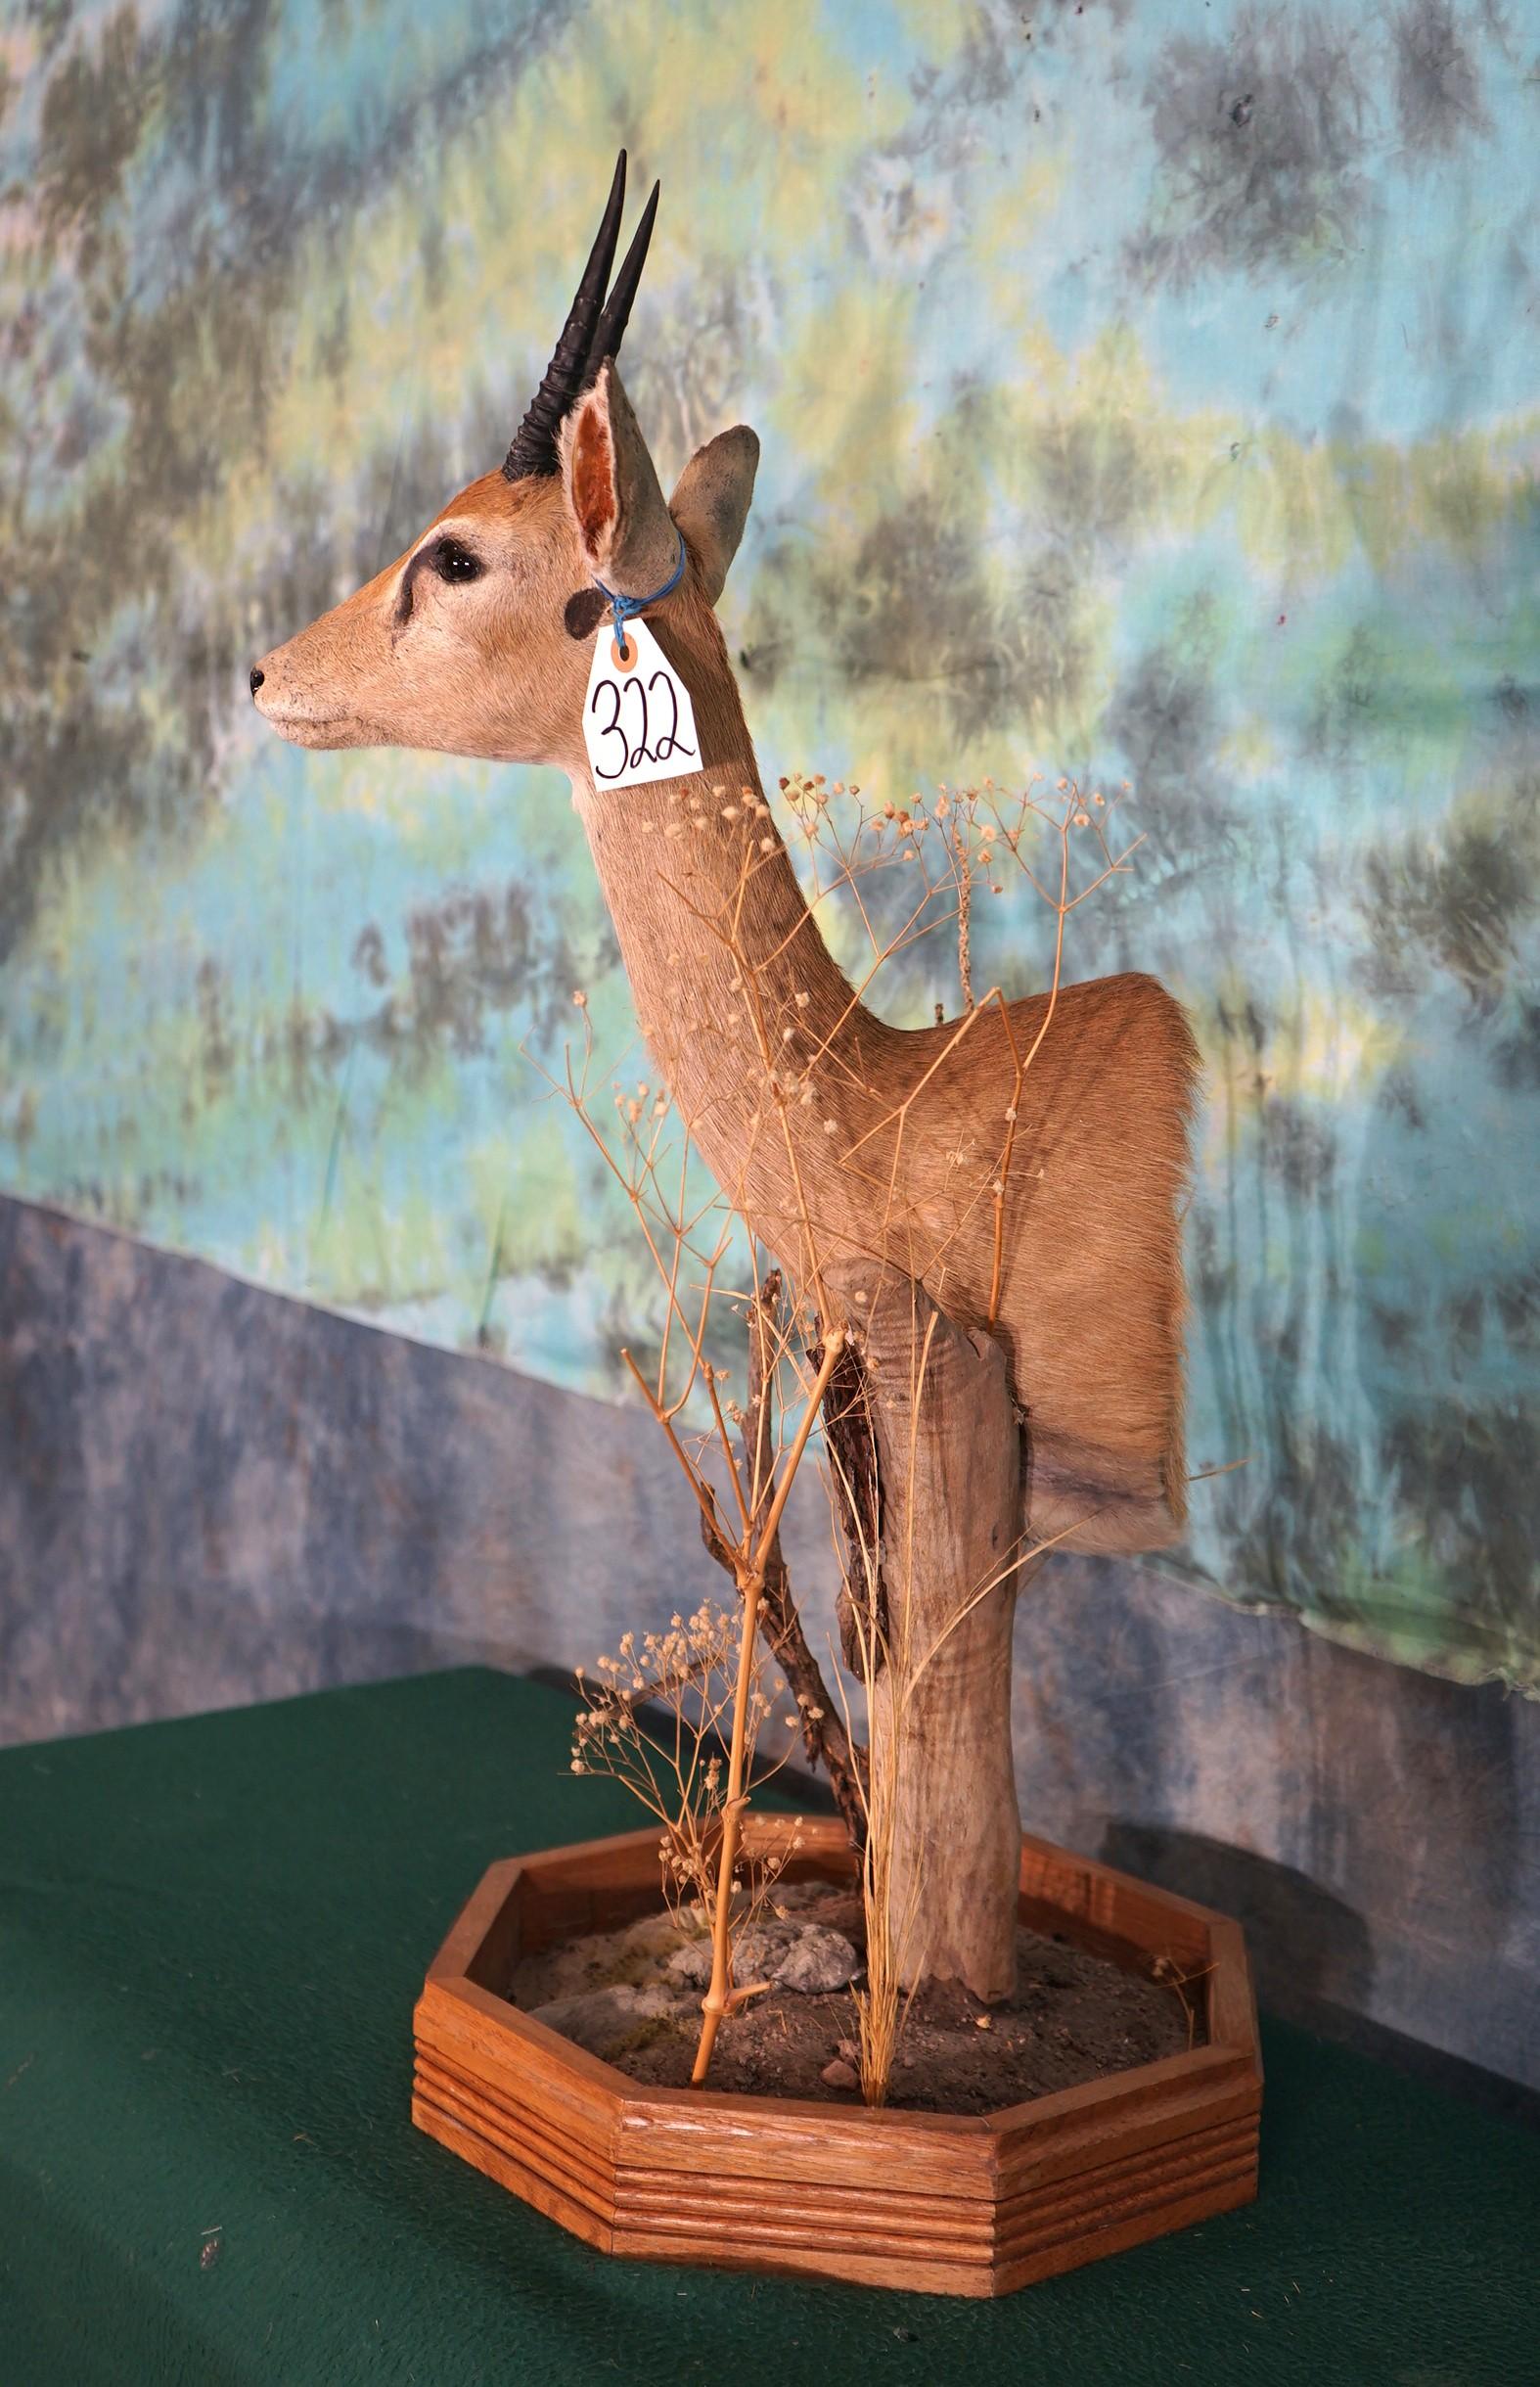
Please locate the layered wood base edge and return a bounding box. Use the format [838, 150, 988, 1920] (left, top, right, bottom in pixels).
[412, 1817, 1262, 2298]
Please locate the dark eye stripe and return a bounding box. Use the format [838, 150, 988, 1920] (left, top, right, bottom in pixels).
[394, 534, 484, 625]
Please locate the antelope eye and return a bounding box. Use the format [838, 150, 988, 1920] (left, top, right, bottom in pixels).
[432, 539, 483, 583]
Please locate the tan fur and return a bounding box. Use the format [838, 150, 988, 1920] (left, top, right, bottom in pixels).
[253, 366, 1199, 1557]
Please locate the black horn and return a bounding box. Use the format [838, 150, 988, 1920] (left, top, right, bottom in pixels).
[503, 152, 632, 482]
[583, 175, 659, 388]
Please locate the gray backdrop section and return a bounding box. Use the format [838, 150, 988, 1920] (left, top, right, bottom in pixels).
[2, 1192, 1535, 2098]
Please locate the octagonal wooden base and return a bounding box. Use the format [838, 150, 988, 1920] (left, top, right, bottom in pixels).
[412, 1816, 1261, 2297]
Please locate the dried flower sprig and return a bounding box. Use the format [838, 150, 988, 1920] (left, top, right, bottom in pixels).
[570, 1602, 799, 1930]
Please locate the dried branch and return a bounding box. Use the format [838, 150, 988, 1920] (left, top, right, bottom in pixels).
[691, 1324, 846, 2086]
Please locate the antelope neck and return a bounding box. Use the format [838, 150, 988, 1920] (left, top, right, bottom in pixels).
[566, 611, 899, 1274]
[570, 756, 865, 1080]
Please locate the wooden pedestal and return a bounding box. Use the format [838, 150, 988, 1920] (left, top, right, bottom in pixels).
[412, 1816, 1261, 2297]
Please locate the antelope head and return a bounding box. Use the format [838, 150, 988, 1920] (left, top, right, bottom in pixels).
[249, 153, 758, 777]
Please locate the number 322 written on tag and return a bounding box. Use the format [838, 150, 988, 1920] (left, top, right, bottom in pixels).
[582, 618, 700, 792]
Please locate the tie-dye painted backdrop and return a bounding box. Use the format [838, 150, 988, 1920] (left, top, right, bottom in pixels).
[3, 2, 1536, 1688]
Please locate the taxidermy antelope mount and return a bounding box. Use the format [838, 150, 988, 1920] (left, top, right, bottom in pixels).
[252, 156, 1199, 2004]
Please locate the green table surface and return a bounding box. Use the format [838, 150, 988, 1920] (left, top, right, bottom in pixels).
[1, 1668, 1535, 2387]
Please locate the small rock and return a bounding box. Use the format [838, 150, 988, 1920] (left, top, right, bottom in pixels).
[774, 1925, 860, 1994]
[837, 2037, 860, 2065]
[736, 1922, 798, 1978]
[665, 1941, 713, 1989]
[666, 1918, 859, 1996]
[527, 1984, 678, 2057]
[820, 2057, 859, 2091]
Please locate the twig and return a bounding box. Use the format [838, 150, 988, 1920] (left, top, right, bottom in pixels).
[691, 1327, 846, 2086]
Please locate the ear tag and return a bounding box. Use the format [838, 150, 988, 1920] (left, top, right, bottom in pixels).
[582, 618, 700, 792]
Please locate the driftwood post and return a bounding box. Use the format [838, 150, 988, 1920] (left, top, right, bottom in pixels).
[828, 1261, 1026, 1999]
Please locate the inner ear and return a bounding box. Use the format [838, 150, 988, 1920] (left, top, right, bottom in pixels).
[564, 588, 610, 640]
[570, 406, 617, 560]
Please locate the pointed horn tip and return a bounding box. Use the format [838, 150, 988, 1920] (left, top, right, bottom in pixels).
[629, 178, 660, 236]
[583, 173, 661, 385]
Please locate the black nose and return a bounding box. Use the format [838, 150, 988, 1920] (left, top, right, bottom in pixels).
[249, 667, 265, 696]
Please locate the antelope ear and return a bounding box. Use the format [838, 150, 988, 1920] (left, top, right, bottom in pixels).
[669, 427, 758, 606]
[561, 360, 677, 597]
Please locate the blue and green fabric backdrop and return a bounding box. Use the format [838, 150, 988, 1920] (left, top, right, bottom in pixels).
[2, 0, 1537, 1687]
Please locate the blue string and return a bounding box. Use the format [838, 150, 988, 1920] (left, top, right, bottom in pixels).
[593, 531, 687, 660]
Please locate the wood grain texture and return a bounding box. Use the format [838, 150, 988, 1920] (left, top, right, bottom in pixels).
[828, 1260, 1026, 2002]
[412, 1818, 1262, 2296]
